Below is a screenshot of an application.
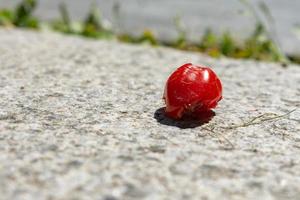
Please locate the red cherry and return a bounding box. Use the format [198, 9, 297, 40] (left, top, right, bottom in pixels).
[163, 63, 222, 119]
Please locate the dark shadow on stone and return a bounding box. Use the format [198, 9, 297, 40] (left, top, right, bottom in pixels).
[154, 107, 215, 129]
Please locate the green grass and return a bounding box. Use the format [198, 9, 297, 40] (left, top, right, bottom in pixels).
[0, 0, 39, 29]
[0, 0, 297, 64]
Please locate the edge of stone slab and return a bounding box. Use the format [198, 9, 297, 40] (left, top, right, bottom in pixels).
[1, 27, 299, 69]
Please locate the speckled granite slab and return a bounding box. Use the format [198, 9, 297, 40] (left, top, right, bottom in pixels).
[0, 29, 299, 200]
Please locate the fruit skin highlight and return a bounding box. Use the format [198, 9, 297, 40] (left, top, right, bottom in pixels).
[163, 63, 222, 119]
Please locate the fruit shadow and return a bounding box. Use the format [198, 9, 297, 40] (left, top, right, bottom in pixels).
[154, 107, 215, 129]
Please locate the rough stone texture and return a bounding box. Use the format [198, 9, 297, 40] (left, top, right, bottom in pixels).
[0, 29, 299, 200]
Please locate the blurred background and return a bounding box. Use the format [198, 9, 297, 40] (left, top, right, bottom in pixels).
[1, 0, 300, 62]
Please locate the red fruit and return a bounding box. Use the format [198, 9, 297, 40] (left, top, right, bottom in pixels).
[163, 63, 222, 119]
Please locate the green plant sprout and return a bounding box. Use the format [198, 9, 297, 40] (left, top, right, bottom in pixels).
[51, 2, 73, 34]
[238, 0, 289, 63]
[0, 0, 39, 28]
[81, 2, 113, 39]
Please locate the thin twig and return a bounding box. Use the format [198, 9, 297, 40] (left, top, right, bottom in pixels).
[221, 109, 296, 130]
[201, 126, 235, 150]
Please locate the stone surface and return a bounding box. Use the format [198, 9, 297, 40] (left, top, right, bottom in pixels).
[0, 29, 299, 200]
